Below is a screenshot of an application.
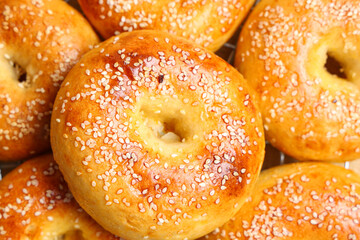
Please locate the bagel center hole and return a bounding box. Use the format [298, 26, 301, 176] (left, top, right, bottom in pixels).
[162, 119, 186, 143]
[325, 53, 347, 79]
[12, 61, 28, 83]
[141, 109, 187, 144]
[156, 118, 185, 143]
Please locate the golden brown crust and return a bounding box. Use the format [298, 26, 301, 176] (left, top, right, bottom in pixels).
[235, 0, 360, 162]
[201, 163, 360, 240]
[0, 0, 99, 161]
[0, 154, 120, 240]
[50, 30, 265, 240]
[78, 0, 255, 51]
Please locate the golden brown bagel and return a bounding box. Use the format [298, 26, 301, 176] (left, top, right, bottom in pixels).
[50, 30, 265, 240]
[77, 0, 255, 51]
[0, 0, 99, 161]
[235, 0, 360, 162]
[0, 154, 121, 240]
[201, 163, 360, 240]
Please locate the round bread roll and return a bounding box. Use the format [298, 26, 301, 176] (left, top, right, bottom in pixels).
[201, 163, 360, 240]
[0, 154, 121, 240]
[235, 0, 360, 162]
[77, 0, 255, 51]
[0, 0, 99, 161]
[50, 30, 265, 240]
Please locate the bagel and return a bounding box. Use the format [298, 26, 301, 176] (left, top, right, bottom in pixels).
[50, 30, 265, 240]
[0, 154, 120, 240]
[0, 0, 99, 161]
[201, 162, 360, 240]
[77, 0, 255, 51]
[235, 0, 360, 162]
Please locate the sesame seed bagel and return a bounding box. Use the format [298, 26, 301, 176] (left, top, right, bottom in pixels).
[0, 154, 121, 240]
[50, 30, 265, 240]
[77, 0, 255, 51]
[0, 0, 99, 161]
[235, 0, 360, 162]
[201, 163, 360, 240]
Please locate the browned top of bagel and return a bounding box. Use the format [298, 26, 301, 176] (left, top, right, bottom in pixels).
[0, 0, 99, 161]
[201, 163, 360, 240]
[50, 30, 265, 240]
[235, 0, 360, 162]
[78, 0, 255, 51]
[0, 154, 120, 240]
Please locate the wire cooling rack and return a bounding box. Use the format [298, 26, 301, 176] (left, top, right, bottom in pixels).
[1, 0, 359, 180]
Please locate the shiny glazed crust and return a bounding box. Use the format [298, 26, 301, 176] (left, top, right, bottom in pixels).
[202, 163, 360, 240]
[235, 0, 360, 162]
[0, 0, 99, 161]
[77, 0, 255, 51]
[50, 30, 265, 240]
[0, 154, 120, 240]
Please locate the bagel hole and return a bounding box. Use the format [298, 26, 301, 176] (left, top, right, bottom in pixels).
[159, 119, 186, 143]
[18, 72, 27, 83]
[13, 62, 28, 83]
[58, 229, 84, 240]
[325, 53, 347, 79]
[142, 109, 187, 144]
